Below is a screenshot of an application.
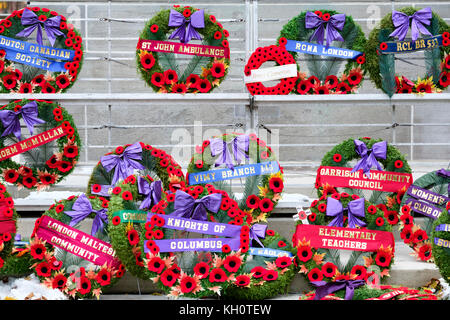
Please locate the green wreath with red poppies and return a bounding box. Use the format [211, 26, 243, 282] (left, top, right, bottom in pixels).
[108, 178, 250, 298]
[187, 133, 284, 223]
[431, 205, 450, 285]
[317, 137, 412, 223]
[136, 5, 230, 93]
[293, 193, 394, 286]
[277, 9, 366, 95]
[365, 7, 450, 96]
[87, 142, 186, 197]
[28, 194, 126, 299]
[0, 181, 18, 272]
[0, 99, 80, 191]
[0, 7, 83, 94]
[222, 229, 296, 300]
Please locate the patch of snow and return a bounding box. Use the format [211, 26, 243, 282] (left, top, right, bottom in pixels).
[0, 274, 68, 300]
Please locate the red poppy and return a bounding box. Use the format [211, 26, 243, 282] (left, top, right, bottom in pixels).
[398, 84, 413, 93]
[379, 42, 388, 50]
[401, 205, 411, 215]
[296, 80, 311, 94]
[147, 256, 165, 274]
[160, 269, 177, 287]
[30, 243, 46, 260]
[356, 55, 366, 65]
[375, 250, 391, 267]
[261, 269, 278, 281]
[209, 15, 216, 23]
[297, 245, 313, 262]
[186, 74, 200, 89]
[347, 70, 362, 86]
[321, 262, 337, 277]
[417, 244, 432, 261]
[0, 60, 4, 73]
[182, 8, 192, 18]
[384, 210, 399, 225]
[193, 262, 210, 279]
[269, 177, 283, 193]
[55, 204, 65, 213]
[275, 256, 292, 268]
[56, 74, 70, 89]
[164, 69, 178, 85]
[412, 229, 428, 243]
[63, 145, 78, 158]
[322, 13, 331, 21]
[96, 268, 111, 286]
[140, 53, 155, 70]
[308, 212, 317, 222]
[266, 229, 275, 237]
[367, 205, 377, 215]
[122, 191, 133, 201]
[250, 266, 266, 279]
[22, 175, 37, 188]
[171, 83, 187, 94]
[180, 275, 197, 293]
[214, 31, 222, 40]
[41, 81, 56, 93]
[332, 153, 342, 163]
[307, 268, 323, 282]
[375, 216, 385, 226]
[52, 274, 67, 289]
[235, 275, 251, 287]
[2, 74, 17, 90]
[18, 82, 33, 93]
[150, 24, 159, 33]
[439, 72, 450, 87]
[259, 198, 274, 212]
[77, 276, 91, 295]
[314, 11, 323, 18]
[209, 268, 227, 283]
[223, 255, 241, 273]
[35, 261, 52, 277]
[325, 75, 339, 89]
[211, 62, 226, 78]
[4, 169, 19, 183]
[151, 72, 165, 87]
[197, 78, 212, 93]
[127, 229, 139, 246]
[394, 160, 403, 169]
[317, 203, 327, 213]
[314, 85, 329, 95]
[416, 82, 433, 93]
[400, 226, 413, 244]
[336, 82, 351, 94]
[400, 213, 413, 226]
[350, 265, 367, 280]
[308, 76, 320, 86]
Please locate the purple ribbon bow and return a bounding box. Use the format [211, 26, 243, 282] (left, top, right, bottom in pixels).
[351, 140, 387, 175]
[16, 8, 65, 47]
[0, 101, 45, 141]
[326, 197, 366, 228]
[436, 168, 450, 195]
[168, 9, 204, 44]
[389, 7, 432, 41]
[137, 176, 162, 210]
[305, 11, 345, 47]
[100, 142, 145, 185]
[249, 224, 267, 247]
[170, 190, 222, 221]
[210, 135, 249, 170]
[312, 279, 366, 300]
[64, 194, 108, 236]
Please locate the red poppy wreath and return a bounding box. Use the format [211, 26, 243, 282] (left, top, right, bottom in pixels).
[0, 7, 83, 93]
[0, 181, 18, 271]
[292, 193, 395, 290]
[244, 44, 298, 95]
[187, 132, 284, 223]
[108, 178, 253, 298]
[0, 99, 81, 190]
[29, 194, 125, 299]
[136, 5, 230, 93]
[277, 9, 367, 95]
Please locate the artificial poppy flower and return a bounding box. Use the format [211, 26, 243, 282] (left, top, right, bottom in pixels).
[333, 153, 342, 162]
[412, 229, 428, 243]
[171, 83, 187, 94]
[400, 213, 413, 226]
[41, 81, 56, 93]
[263, 269, 278, 281]
[211, 62, 226, 78]
[307, 268, 323, 282]
[375, 216, 385, 226]
[308, 75, 320, 86]
[182, 8, 192, 18]
[63, 145, 78, 158]
[245, 195, 259, 209]
[223, 255, 241, 273]
[331, 193, 341, 200]
[356, 54, 365, 65]
[269, 176, 283, 193]
[147, 256, 165, 274]
[400, 226, 413, 244]
[259, 198, 274, 213]
[336, 82, 351, 94]
[151, 72, 165, 87]
[297, 244, 313, 262]
[235, 275, 251, 287]
[180, 275, 197, 293]
[322, 13, 331, 21]
[2, 74, 17, 90]
[325, 75, 338, 89]
[0, 60, 4, 73]
[278, 240, 287, 247]
[186, 74, 200, 89]
[375, 250, 391, 267]
[350, 265, 367, 280]
[417, 244, 432, 261]
[275, 256, 292, 268]
[197, 78, 212, 93]
[122, 191, 133, 201]
[52, 274, 67, 289]
[315, 84, 329, 94]
[308, 212, 317, 222]
[127, 229, 139, 246]
[22, 175, 37, 188]
[415, 79, 433, 93]
[209, 15, 216, 23]
[31, 74, 45, 87]
[193, 262, 210, 279]
[140, 53, 155, 70]
[150, 24, 159, 33]
[317, 203, 327, 213]
[384, 210, 399, 225]
[367, 205, 377, 215]
[56, 74, 70, 89]
[164, 69, 178, 85]
[35, 261, 52, 277]
[214, 31, 222, 40]
[160, 269, 177, 287]
[55, 204, 65, 213]
[398, 84, 413, 93]
[394, 160, 403, 169]
[30, 242, 46, 260]
[3, 169, 19, 183]
[379, 42, 388, 50]
[57, 161, 73, 173]
[347, 69, 362, 85]
[77, 276, 91, 295]
[96, 268, 111, 286]
[296, 80, 311, 94]
[250, 266, 266, 279]
[209, 268, 227, 283]
[321, 262, 337, 278]
[18, 82, 33, 93]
